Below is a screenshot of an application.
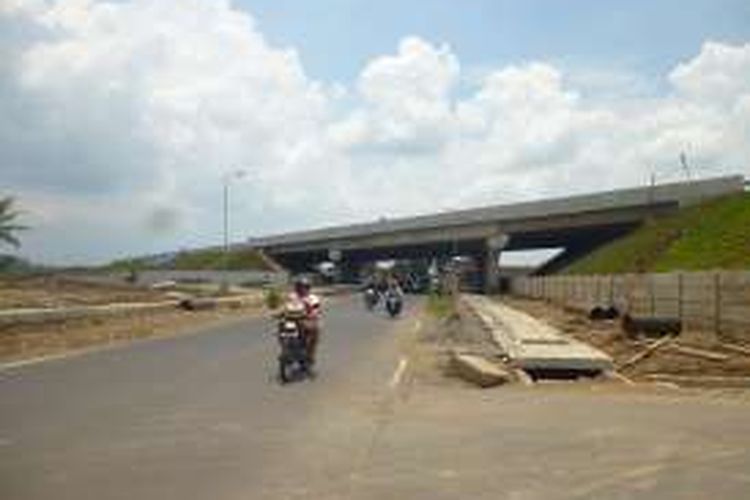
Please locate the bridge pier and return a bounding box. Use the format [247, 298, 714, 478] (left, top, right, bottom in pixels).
[484, 234, 509, 294]
[483, 252, 500, 294]
[337, 258, 363, 284]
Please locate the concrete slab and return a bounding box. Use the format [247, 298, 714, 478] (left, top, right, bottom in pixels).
[451, 352, 510, 387]
[464, 295, 613, 372]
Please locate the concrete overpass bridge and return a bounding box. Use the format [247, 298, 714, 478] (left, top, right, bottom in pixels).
[247, 175, 745, 290]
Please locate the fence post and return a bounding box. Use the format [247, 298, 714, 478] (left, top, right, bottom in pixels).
[650, 274, 656, 317]
[677, 272, 683, 322]
[714, 271, 722, 335]
[570, 277, 576, 308]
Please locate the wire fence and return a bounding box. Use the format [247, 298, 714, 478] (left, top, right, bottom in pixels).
[510, 271, 750, 340]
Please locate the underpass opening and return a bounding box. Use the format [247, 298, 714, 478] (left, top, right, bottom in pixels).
[265, 219, 642, 291]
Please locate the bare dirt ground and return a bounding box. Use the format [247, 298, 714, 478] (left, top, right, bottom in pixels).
[503, 296, 750, 386]
[399, 298, 507, 387]
[0, 274, 268, 364]
[0, 275, 167, 310]
[0, 303, 265, 364]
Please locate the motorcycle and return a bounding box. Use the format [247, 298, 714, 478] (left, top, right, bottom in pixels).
[384, 290, 403, 318]
[364, 287, 379, 311]
[276, 307, 313, 384]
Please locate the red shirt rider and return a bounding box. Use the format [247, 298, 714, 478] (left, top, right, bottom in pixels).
[287, 276, 321, 363]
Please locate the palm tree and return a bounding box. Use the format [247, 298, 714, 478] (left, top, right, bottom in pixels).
[0, 196, 28, 248]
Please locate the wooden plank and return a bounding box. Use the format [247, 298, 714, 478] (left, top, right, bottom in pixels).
[643, 374, 750, 388]
[668, 343, 730, 362]
[720, 342, 750, 357]
[617, 336, 675, 371]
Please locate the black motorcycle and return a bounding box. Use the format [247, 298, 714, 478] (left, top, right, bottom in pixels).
[276, 313, 313, 384]
[384, 290, 403, 318]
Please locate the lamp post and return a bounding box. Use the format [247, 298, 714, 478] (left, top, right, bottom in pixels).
[222, 169, 246, 290]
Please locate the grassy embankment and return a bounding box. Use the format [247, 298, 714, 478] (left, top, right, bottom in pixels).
[564, 192, 750, 274]
[109, 247, 271, 272]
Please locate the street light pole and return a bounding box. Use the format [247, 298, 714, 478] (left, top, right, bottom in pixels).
[223, 180, 230, 275]
[221, 170, 246, 291]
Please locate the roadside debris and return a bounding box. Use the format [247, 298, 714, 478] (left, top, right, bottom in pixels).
[617, 336, 675, 371]
[720, 343, 750, 357]
[588, 305, 619, 320]
[150, 280, 178, 290]
[179, 297, 218, 311]
[668, 343, 730, 362]
[450, 351, 510, 388]
[643, 374, 750, 388]
[504, 296, 750, 389]
[622, 314, 682, 338]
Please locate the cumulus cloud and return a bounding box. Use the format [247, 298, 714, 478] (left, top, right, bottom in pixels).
[1, 0, 337, 261]
[1, 1, 749, 264]
[330, 37, 459, 153]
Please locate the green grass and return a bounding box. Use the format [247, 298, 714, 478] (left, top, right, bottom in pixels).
[170, 248, 268, 271]
[263, 286, 283, 310]
[565, 192, 750, 274]
[426, 292, 457, 318]
[105, 257, 153, 272]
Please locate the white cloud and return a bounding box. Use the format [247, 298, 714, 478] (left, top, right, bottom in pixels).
[1, 2, 749, 264]
[2, 0, 338, 261]
[670, 41, 750, 106]
[330, 36, 459, 153]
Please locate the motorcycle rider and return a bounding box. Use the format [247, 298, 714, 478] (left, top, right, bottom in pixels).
[386, 275, 404, 298]
[285, 276, 322, 366]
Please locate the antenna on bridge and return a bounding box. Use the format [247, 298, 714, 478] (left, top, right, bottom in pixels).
[679, 150, 692, 181]
[646, 169, 657, 218]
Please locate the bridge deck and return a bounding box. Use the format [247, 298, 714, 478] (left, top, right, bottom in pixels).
[248, 175, 743, 250]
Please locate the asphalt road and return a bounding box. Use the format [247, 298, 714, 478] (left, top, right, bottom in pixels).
[2, 295, 750, 499]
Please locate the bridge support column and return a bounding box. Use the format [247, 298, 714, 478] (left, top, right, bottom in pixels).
[484, 233, 509, 295]
[337, 257, 362, 284]
[484, 248, 500, 294]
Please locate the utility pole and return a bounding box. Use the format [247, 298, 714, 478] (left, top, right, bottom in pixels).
[648, 171, 656, 218]
[223, 181, 229, 273]
[221, 170, 246, 291]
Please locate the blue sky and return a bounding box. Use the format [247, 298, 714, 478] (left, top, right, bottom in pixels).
[240, 0, 750, 85]
[2, 0, 749, 264]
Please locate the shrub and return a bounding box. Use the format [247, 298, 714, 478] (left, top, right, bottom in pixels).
[265, 286, 282, 310]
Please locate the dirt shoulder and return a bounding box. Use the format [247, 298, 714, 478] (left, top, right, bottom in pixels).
[398, 296, 506, 387]
[0, 275, 168, 310]
[0, 301, 266, 365]
[503, 296, 750, 386]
